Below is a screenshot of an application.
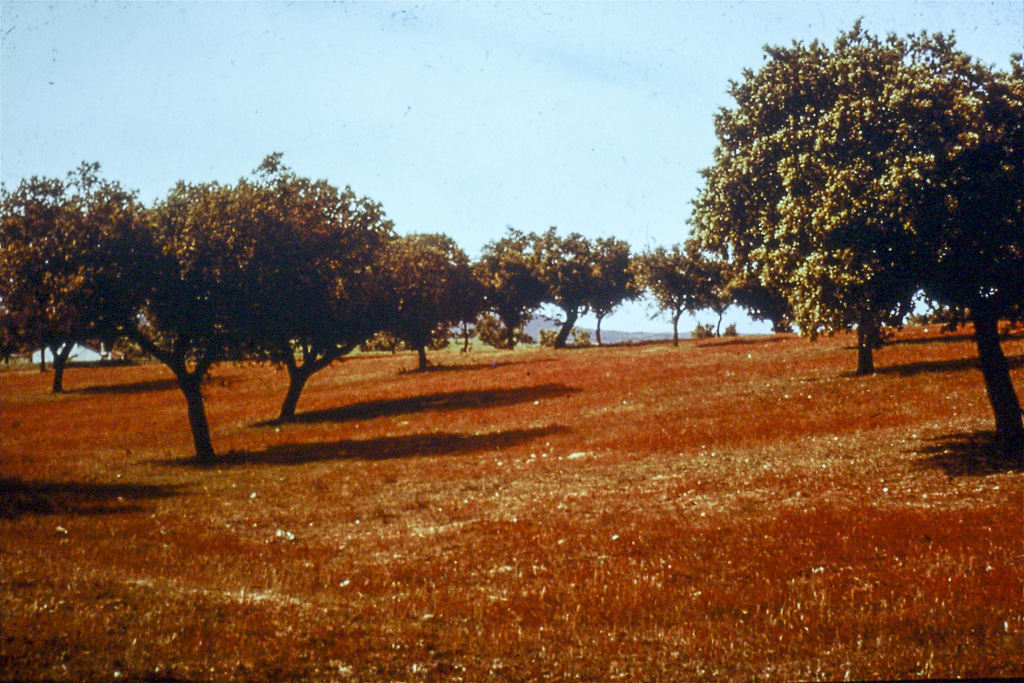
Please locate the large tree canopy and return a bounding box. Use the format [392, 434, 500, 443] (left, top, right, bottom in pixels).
[241, 154, 394, 421]
[0, 163, 140, 392]
[475, 228, 546, 350]
[533, 228, 600, 350]
[692, 23, 922, 373]
[588, 237, 638, 346]
[122, 180, 265, 461]
[692, 23, 1023, 457]
[379, 233, 480, 371]
[635, 241, 727, 346]
[905, 42, 1024, 456]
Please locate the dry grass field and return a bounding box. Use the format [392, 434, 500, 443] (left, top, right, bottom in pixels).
[1, 327, 1021, 682]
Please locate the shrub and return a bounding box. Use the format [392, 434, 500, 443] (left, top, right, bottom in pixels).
[360, 332, 403, 353]
[724, 323, 739, 337]
[476, 313, 534, 349]
[572, 329, 592, 347]
[539, 329, 559, 348]
[693, 322, 715, 339]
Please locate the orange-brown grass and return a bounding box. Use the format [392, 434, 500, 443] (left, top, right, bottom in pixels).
[1, 327, 1021, 681]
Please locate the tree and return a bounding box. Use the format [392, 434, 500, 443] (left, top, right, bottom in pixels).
[690, 246, 732, 337]
[118, 180, 261, 462]
[587, 237, 638, 345]
[532, 228, 599, 349]
[692, 23, 921, 374]
[379, 233, 480, 371]
[692, 23, 1023, 457]
[0, 175, 71, 380]
[905, 42, 1023, 457]
[240, 155, 394, 421]
[0, 164, 141, 392]
[634, 242, 724, 346]
[475, 229, 547, 350]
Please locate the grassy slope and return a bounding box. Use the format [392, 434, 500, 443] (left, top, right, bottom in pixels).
[1, 327, 1021, 682]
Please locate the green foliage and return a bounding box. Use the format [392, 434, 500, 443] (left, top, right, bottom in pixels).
[0, 163, 142, 390]
[572, 329, 592, 347]
[360, 331, 403, 354]
[634, 240, 730, 345]
[243, 155, 394, 369]
[538, 329, 559, 348]
[724, 323, 739, 337]
[475, 229, 546, 350]
[587, 238, 637, 317]
[379, 233, 481, 369]
[539, 327, 591, 348]
[720, 265, 794, 333]
[589, 237, 639, 345]
[533, 228, 595, 310]
[475, 312, 533, 349]
[133, 181, 259, 371]
[691, 21, 1023, 449]
[477, 228, 631, 350]
[691, 23, 921, 353]
[241, 155, 396, 418]
[532, 228, 601, 348]
[692, 322, 716, 339]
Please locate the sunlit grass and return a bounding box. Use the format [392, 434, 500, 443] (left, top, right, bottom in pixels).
[2, 327, 1021, 681]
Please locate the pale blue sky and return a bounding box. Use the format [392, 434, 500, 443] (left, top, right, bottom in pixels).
[2, 1, 1022, 333]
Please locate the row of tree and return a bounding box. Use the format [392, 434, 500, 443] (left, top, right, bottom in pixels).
[2, 24, 1020, 461]
[0, 155, 743, 461]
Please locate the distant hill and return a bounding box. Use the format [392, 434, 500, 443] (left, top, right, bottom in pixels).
[522, 313, 679, 345]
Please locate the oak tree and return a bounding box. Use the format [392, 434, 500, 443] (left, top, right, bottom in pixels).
[0, 164, 141, 392]
[475, 228, 546, 350]
[242, 155, 394, 421]
[692, 23, 920, 375]
[904, 41, 1023, 456]
[588, 237, 638, 346]
[692, 23, 1023, 456]
[122, 181, 261, 462]
[532, 228, 599, 349]
[378, 233, 480, 370]
[635, 242, 726, 346]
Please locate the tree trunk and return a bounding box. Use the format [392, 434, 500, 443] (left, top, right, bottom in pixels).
[178, 374, 215, 463]
[50, 343, 73, 393]
[501, 313, 518, 350]
[971, 312, 1024, 461]
[672, 311, 682, 347]
[39, 346, 47, 373]
[416, 345, 429, 371]
[553, 309, 579, 349]
[715, 312, 724, 337]
[276, 344, 356, 422]
[856, 326, 875, 376]
[595, 315, 604, 346]
[278, 365, 312, 422]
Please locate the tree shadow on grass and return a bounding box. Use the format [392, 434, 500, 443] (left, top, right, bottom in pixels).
[873, 354, 1022, 377]
[176, 425, 571, 468]
[602, 338, 674, 349]
[259, 383, 580, 426]
[0, 477, 186, 520]
[76, 378, 180, 395]
[889, 332, 977, 346]
[696, 335, 791, 348]
[398, 357, 555, 374]
[911, 431, 1023, 477]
